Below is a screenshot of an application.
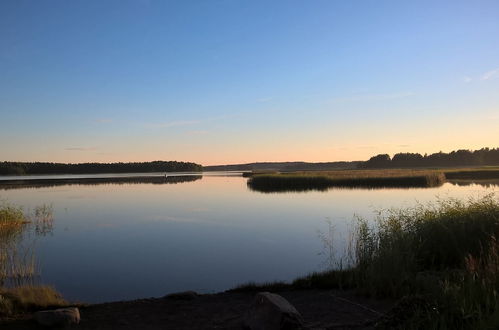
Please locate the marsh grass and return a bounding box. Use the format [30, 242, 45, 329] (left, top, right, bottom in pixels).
[0, 201, 57, 317]
[233, 195, 499, 329]
[0, 285, 67, 316]
[0, 202, 34, 285]
[0, 203, 26, 240]
[247, 170, 446, 192]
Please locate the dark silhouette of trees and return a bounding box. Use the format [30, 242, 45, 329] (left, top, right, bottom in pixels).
[391, 153, 424, 167]
[0, 161, 202, 176]
[362, 148, 499, 168]
[364, 154, 392, 168]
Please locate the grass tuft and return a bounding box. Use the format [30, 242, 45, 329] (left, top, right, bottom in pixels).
[0, 285, 67, 316]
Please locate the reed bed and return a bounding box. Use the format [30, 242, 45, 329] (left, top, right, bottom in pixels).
[247, 170, 446, 192]
[0, 203, 33, 285]
[0, 203, 26, 240]
[0, 202, 60, 317]
[345, 195, 499, 328]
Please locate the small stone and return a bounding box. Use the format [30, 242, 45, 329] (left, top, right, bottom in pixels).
[164, 291, 199, 301]
[243, 292, 304, 330]
[34, 307, 80, 327]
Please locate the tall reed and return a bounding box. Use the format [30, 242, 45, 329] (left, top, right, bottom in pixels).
[347, 195, 499, 328]
[0, 202, 53, 287]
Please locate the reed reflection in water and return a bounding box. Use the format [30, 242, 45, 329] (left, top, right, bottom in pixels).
[0, 203, 54, 287]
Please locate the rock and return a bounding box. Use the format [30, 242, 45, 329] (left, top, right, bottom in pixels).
[243, 292, 304, 330]
[34, 307, 80, 327]
[164, 290, 199, 301]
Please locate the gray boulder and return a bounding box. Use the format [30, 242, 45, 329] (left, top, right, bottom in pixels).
[34, 307, 80, 327]
[243, 292, 304, 330]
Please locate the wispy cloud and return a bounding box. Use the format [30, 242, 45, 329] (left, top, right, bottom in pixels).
[331, 92, 414, 103]
[461, 76, 472, 83]
[481, 68, 499, 80]
[65, 147, 97, 151]
[461, 68, 499, 83]
[145, 120, 200, 129]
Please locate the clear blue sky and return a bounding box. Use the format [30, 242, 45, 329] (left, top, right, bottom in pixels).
[1, 0, 498, 164]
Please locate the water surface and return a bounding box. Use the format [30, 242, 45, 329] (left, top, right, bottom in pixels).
[0, 173, 496, 303]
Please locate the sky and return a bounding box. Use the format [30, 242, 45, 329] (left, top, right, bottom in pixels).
[0, 0, 498, 165]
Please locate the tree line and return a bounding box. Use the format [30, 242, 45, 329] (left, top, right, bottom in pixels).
[0, 161, 203, 175]
[362, 148, 499, 168]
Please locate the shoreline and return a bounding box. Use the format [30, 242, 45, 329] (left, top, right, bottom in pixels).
[0, 288, 395, 329]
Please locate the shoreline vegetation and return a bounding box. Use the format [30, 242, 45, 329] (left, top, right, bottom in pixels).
[0, 202, 67, 318]
[0, 148, 497, 177]
[246, 168, 499, 192]
[204, 147, 499, 172]
[0, 161, 202, 176]
[233, 195, 499, 329]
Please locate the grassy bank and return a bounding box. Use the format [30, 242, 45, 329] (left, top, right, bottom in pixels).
[0, 285, 67, 317]
[247, 169, 446, 192]
[233, 195, 499, 329]
[0, 203, 66, 318]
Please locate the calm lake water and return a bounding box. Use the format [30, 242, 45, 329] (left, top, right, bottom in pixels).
[1, 173, 497, 303]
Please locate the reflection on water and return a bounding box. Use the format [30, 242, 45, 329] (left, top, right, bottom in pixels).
[247, 183, 437, 193]
[448, 179, 499, 188]
[0, 176, 496, 303]
[0, 175, 202, 190]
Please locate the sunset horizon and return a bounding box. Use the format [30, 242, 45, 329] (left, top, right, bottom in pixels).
[1, 1, 498, 165]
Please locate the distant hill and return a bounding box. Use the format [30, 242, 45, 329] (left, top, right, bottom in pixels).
[203, 161, 361, 172]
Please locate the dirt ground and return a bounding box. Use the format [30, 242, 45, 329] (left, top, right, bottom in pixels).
[1, 290, 394, 329]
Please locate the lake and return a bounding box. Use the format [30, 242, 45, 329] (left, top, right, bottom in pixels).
[0, 173, 497, 303]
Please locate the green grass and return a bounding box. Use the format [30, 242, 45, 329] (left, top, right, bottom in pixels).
[233, 195, 499, 329]
[247, 169, 446, 192]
